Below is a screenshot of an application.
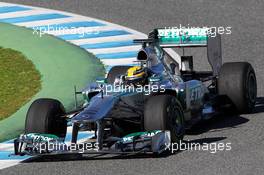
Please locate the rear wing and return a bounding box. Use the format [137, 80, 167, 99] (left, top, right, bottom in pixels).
[145, 27, 222, 76]
[157, 28, 209, 48]
[133, 27, 222, 75]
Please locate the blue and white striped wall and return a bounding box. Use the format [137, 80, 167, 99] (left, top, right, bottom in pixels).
[0, 2, 180, 169]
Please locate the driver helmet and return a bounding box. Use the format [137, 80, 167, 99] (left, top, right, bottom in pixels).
[125, 66, 148, 86]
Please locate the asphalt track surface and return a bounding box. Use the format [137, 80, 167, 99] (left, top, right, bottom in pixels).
[1, 0, 264, 175]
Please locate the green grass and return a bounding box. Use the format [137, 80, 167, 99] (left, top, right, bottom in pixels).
[0, 23, 104, 142]
[0, 47, 41, 120]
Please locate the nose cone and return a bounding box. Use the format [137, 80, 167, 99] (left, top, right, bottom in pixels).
[72, 95, 116, 123]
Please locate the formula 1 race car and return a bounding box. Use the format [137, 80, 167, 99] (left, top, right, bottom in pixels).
[14, 27, 257, 157]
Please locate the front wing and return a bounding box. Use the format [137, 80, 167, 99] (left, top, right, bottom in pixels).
[13, 131, 171, 157]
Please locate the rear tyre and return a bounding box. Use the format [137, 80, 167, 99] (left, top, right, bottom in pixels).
[144, 95, 185, 143]
[106, 66, 132, 84]
[25, 98, 67, 137]
[218, 62, 257, 113]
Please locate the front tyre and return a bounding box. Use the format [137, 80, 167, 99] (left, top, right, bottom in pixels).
[144, 95, 185, 143]
[25, 98, 67, 137]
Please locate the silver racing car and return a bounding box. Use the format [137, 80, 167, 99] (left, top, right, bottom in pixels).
[14, 27, 257, 157]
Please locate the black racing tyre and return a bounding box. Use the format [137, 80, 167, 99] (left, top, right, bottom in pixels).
[25, 98, 67, 137]
[144, 95, 185, 143]
[106, 66, 132, 84]
[218, 62, 257, 113]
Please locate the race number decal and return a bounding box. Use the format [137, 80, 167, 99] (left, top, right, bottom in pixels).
[190, 86, 203, 104]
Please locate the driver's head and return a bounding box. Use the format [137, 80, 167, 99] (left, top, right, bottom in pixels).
[125, 66, 148, 86]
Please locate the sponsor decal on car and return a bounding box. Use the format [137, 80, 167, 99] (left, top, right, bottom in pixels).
[121, 130, 162, 143]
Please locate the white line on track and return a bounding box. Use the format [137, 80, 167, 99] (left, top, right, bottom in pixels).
[101, 58, 137, 66]
[0, 160, 22, 170]
[70, 35, 141, 45]
[86, 45, 141, 55]
[0, 143, 13, 152]
[15, 16, 92, 27]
